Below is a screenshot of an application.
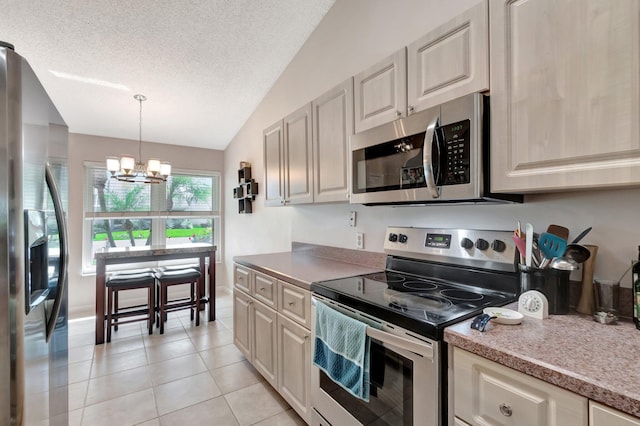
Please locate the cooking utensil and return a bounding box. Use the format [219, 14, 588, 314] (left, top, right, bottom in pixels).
[538, 232, 567, 267]
[512, 234, 526, 263]
[549, 257, 579, 271]
[525, 223, 534, 267]
[571, 226, 592, 244]
[547, 224, 570, 241]
[563, 243, 591, 263]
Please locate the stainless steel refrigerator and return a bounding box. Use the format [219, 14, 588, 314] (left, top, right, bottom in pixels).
[1, 41, 69, 425]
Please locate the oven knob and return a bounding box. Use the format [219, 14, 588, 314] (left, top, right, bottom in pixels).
[389, 233, 398, 242]
[475, 238, 490, 251]
[398, 234, 408, 243]
[460, 238, 474, 249]
[491, 239, 506, 253]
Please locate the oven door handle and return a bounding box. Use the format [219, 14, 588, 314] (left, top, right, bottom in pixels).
[367, 326, 433, 360]
[422, 115, 441, 199]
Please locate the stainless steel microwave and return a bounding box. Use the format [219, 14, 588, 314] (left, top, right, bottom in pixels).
[350, 93, 522, 205]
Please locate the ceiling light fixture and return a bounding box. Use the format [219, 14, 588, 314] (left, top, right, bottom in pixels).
[106, 94, 171, 184]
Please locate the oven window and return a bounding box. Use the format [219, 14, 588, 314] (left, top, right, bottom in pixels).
[319, 340, 413, 425]
[352, 132, 427, 194]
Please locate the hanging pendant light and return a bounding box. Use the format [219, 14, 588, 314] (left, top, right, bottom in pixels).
[106, 94, 171, 184]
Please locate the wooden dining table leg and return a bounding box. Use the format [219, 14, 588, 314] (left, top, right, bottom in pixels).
[95, 258, 106, 344]
[209, 249, 216, 322]
[198, 255, 206, 312]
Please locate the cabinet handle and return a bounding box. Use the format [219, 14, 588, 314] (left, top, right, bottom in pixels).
[288, 302, 295, 307]
[408, 105, 415, 114]
[499, 403, 512, 417]
[248, 300, 253, 305]
[259, 287, 265, 291]
[304, 335, 310, 340]
[396, 110, 402, 117]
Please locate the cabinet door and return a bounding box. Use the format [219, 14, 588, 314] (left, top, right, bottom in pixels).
[454, 348, 588, 426]
[312, 78, 353, 203]
[354, 48, 407, 133]
[253, 301, 278, 388]
[590, 402, 640, 426]
[232, 290, 252, 360]
[490, 0, 640, 192]
[233, 264, 251, 294]
[407, 0, 488, 114]
[277, 314, 311, 423]
[284, 103, 314, 204]
[263, 120, 285, 206]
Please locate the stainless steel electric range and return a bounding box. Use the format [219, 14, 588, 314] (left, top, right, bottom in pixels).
[310, 227, 520, 426]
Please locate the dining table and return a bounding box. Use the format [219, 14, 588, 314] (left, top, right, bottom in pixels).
[93, 243, 216, 345]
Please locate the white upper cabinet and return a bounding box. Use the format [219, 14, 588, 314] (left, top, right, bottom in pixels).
[354, 1, 490, 134]
[263, 104, 314, 206]
[354, 48, 407, 133]
[312, 78, 353, 203]
[263, 121, 285, 206]
[490, 0, 640, 192]
[407, 0, 489, 113]
[284, 103, 314, 205]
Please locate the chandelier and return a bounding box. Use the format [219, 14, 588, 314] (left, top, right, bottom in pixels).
[106, 94, 171, 184]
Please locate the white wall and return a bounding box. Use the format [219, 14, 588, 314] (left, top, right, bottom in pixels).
[68, 133, 224, 318]
[223, 0, 640, 291]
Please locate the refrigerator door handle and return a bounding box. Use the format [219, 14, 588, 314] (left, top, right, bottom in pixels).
[45, 162, 68, 341]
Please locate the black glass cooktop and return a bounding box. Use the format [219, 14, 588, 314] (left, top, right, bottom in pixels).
[311, 270, 517, 340]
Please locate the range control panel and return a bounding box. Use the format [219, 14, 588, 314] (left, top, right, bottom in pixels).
[384, 226, 518, 272]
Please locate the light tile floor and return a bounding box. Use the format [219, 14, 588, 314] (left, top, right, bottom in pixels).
[68, 289, 305, 426]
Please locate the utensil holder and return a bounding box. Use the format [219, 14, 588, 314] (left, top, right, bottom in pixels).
[520, 265, 570, 314]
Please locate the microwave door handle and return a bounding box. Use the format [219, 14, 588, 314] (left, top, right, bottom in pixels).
[422, 116, 441, 199]
[366, 326, 433, 360]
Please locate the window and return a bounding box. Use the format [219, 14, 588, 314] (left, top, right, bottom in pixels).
[83, 162, 221, 273]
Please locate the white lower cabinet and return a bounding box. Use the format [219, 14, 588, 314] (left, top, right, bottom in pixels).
[232, 289, 252, 360]
[277, 314, 311, 422]
[590, 402, 640, 426]
[253, 300, 278, 388]
[233, 264, 312, 424]
[453, 348, 588, 426]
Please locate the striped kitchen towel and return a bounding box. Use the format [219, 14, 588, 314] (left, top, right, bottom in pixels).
[312, 300, 372, 401]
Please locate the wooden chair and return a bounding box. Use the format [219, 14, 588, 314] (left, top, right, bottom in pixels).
[154, 268, 202, 334]
[106, 270, 156, 342]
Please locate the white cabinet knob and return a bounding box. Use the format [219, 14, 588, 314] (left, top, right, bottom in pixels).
[499, 403, 512, 417]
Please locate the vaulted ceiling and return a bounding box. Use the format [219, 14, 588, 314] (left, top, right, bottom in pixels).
[0, 0, 335, 149]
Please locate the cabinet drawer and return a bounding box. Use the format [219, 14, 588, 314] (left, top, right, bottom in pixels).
[278, 281, 311, 328]
[234, 264, 252, 294]
[590, 402, 640, 426]
[453, 348, 587, 426]
[254, 271, 277, 308]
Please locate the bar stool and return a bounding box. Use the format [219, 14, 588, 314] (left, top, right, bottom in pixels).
[106, 270, 156, 342]
[155, 268, 201, 334]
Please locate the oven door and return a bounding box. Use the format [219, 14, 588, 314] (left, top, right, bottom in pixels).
[311, 296, 440, 426]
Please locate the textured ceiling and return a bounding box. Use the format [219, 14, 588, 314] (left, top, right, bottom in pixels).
[0, 0, 335, 150]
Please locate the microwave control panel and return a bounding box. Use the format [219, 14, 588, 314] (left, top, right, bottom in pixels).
[441, 119, 470, 185]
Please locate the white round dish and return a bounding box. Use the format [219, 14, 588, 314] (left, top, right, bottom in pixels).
[482, 307, 523, 325]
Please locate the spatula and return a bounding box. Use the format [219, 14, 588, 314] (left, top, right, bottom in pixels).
[547, 224, 570, 241]
[538, 232, 567, 267]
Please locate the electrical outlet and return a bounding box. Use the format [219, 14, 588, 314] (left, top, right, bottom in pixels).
[349, 211, 356, 227]
[355, 232, 364, 249]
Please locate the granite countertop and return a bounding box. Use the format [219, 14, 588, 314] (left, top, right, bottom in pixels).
[445, 307, 640, 418]
[233, 251, 384, 290]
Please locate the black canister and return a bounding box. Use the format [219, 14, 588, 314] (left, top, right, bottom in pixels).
[519, 265, 570, 314]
